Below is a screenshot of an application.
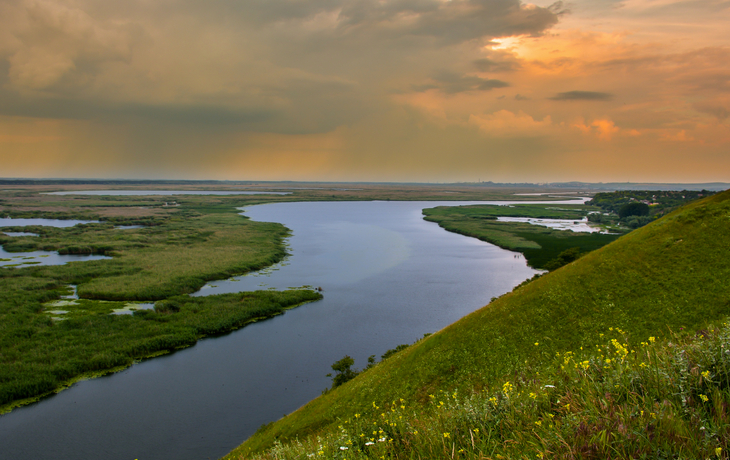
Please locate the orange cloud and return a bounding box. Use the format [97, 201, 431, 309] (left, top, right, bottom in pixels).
[469, 110, 552, 137]
[572, 118, 622, 141]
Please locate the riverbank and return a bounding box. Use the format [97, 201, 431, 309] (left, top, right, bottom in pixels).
[423, 203, 623, 269]
[229, 190, 730, 457]
[0, 186, 564, 413]
[0, 290, 322, 414]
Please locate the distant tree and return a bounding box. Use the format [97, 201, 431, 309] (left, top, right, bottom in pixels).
[623, 215, 653, 229]
[327, 355, 359, 388]
[587, 213, 604, 223]
[543, 247, 582, 271]
[618, 202, 650, 219]
[381, 344, 409, 361]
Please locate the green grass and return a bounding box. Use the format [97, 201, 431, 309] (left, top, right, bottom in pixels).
[240, 325, 730, 459]
[228, 190, 730, 458]
[422, 204, 623, 269]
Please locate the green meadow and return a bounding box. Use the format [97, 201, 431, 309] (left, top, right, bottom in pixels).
[228, 190, 730, 458]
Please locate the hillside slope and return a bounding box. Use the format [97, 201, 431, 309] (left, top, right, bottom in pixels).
[227, 190, 730, 458]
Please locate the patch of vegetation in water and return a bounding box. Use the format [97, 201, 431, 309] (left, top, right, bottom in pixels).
[0, 190, 324, 412]
[0, 289, 322, 413]
[423, 203, 623, 270]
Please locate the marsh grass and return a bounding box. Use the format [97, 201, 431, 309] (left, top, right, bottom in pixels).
[0, 289, 322, 412]
[0, 193, 321, 411]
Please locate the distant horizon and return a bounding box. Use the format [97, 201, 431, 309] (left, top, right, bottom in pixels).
[1, 177, 728, 192]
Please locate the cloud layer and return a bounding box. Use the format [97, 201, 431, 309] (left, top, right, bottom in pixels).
[1, 0, 729, 182]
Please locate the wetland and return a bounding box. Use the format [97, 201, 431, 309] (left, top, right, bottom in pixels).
[0, 184, 605, 460]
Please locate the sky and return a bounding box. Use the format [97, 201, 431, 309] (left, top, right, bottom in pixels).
[0, 0, 728, 183]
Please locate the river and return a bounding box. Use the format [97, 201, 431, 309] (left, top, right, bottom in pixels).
[0, 199, 580, 460]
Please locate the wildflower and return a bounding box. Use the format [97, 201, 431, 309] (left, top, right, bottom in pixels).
[503, 381, 513, 395]
[355, 413, 360, 418]
[443, 432, 451, 439]
[537, 453, 544, 459]
[365, 442, 374, 446]
[700, 394, 709, 403]
[529, 392, 537, 399]
[534, 342, 539, 346]
[489, 397, 497, 404]
[378, 437, 387, 442]
[702, 370, 710, 379]
[473, 428, 479, 434]
[716, 447, 722, 457]
[339, 446, 349, 451]
[535, 420, 542, 426]
[649, 336, 656, 343]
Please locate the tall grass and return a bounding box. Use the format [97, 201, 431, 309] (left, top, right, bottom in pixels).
[240, 324, 730, 459]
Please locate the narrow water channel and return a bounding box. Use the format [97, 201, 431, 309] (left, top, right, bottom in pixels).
[0, 200, 578, 460]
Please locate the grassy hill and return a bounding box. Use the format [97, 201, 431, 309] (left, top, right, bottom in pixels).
[226, 189, 730, 459]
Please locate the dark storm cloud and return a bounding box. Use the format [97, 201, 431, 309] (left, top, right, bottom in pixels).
[413, 72, 510, 94]
[217, 0, 561, 40]
[333, 0, 559, 43]
[549, 91, 613, 101]
[694, 102, 730, 120]
[473, 58, 520, 72]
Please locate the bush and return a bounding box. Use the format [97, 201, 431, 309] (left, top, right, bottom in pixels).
[618, 202, 649, 218]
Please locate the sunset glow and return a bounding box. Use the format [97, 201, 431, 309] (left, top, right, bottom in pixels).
[0, 0, 728, 182]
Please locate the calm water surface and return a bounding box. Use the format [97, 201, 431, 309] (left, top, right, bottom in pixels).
[0, 200, 579, 460]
